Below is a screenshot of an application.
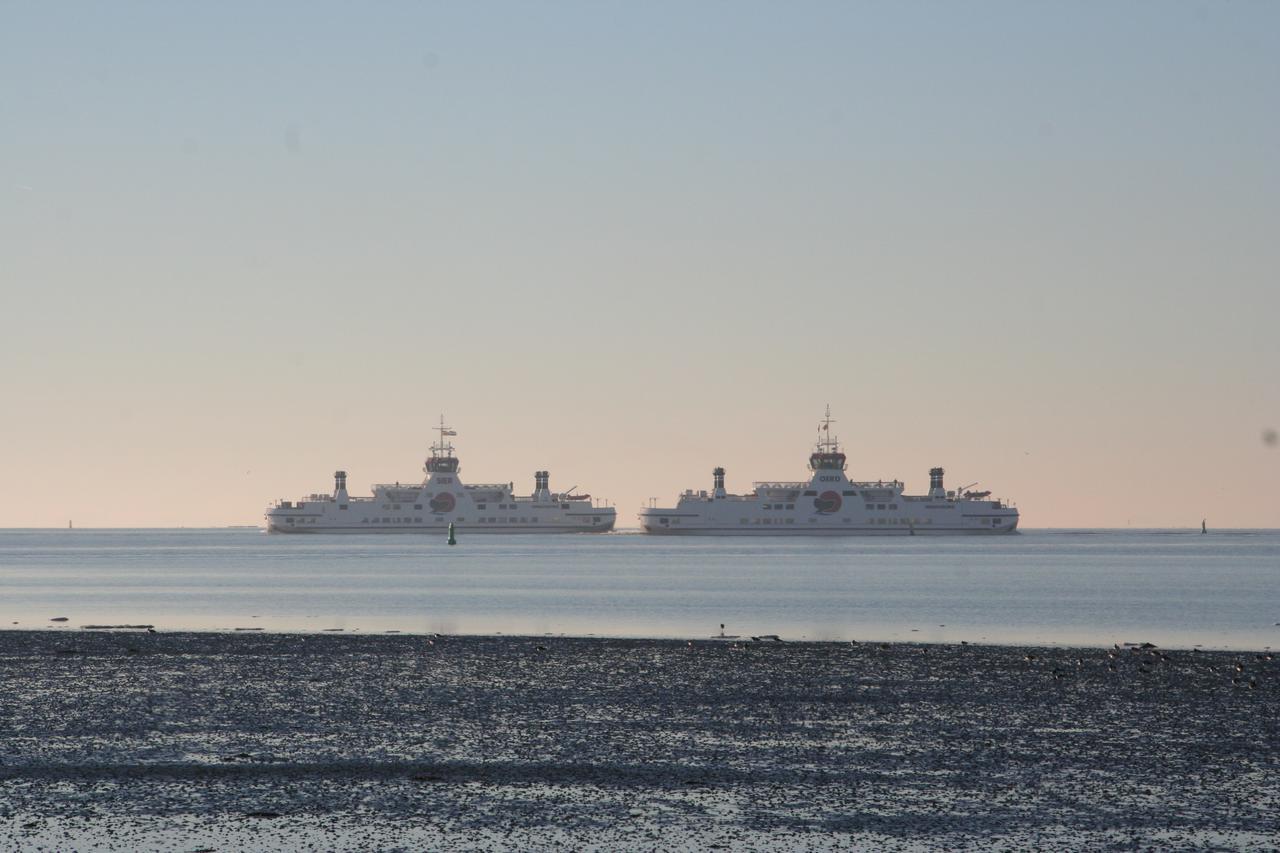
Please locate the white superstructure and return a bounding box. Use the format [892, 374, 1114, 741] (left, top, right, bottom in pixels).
[266, 419, 616, 534]
[639, 408, 1018, 535]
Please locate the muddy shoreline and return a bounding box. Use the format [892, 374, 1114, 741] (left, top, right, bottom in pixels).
[2, 630, 1277, 850]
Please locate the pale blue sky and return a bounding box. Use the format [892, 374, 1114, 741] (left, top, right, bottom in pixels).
[2, 2, 1278, 526]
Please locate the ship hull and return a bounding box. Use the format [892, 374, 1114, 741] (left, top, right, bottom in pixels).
[638, 495, 1019, 536]
[265, 521, 615, 534]
[636, 525, 1017, 536]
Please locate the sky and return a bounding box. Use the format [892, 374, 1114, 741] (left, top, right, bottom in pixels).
[2, 1, 1277, 528]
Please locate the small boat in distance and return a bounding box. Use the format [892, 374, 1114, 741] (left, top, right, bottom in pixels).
[266, 418, 616, 534]
[639, 407, 1019, 535]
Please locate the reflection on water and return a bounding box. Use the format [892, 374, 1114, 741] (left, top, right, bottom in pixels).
[1, 529, 1277, 650]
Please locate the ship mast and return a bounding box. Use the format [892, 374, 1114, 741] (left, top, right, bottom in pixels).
[817, 404, 839, 454]
[432, 414, 456, 458]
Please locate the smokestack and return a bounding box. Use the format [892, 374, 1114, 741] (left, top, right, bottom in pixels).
[929, 467, 944, 497]
[712, 466, 726, 497]
[334, 470, 348, 500]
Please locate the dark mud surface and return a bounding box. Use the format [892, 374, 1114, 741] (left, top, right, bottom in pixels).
[1, 631, 1277, 850]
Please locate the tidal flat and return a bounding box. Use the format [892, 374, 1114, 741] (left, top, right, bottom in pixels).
[1, 630, 1277, 851]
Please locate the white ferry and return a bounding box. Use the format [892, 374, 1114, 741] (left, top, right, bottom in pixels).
[266, 420, 616, 534]
[639, 408, 1018, 535]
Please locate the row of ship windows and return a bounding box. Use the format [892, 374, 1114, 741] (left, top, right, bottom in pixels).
[760, 503, 900, 511]
[656, 517, 937, 526]
[742, 518, 937, 526]
[361, 517, 536, 524]
[477, 517, 603, 524]
[347, 517, 606, 525]
[376, 502, 566, 511]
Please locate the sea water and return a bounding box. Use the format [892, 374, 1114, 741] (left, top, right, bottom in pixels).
[1, 528, 1277, 650]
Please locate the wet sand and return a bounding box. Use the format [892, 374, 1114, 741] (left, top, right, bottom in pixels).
[1, 630, 1277, 851]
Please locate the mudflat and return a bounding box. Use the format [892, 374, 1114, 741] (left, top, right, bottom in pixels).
[1, 630, 1276, 851]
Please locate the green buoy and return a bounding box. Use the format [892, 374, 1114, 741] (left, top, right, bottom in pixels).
[447, 522, 457, 546]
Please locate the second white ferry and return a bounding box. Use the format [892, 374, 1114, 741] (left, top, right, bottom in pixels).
[639, 408, 1018, 535]
[266, 420, 616, 534]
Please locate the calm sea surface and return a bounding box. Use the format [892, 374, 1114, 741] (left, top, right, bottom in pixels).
[1, 529, 1277, 650]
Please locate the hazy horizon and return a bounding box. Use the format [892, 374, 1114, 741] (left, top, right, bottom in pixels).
[4, 2, 1277, 528]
